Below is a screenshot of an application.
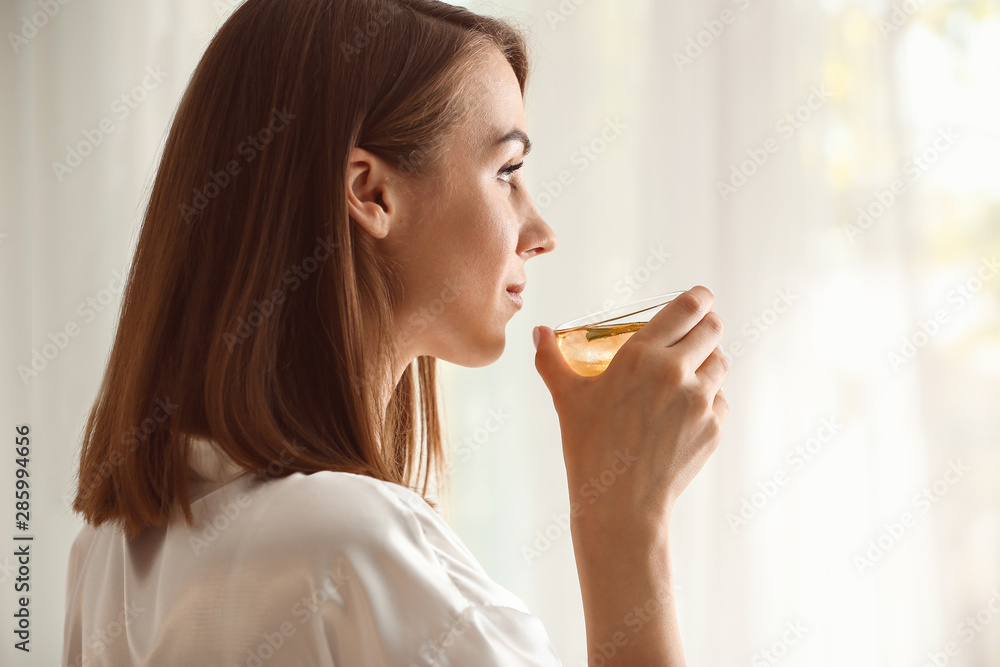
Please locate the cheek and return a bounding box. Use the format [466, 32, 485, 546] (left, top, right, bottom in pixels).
[419, 177, 518, 322]
[447, 193, 514, 286]
[472, 213, 515, 292]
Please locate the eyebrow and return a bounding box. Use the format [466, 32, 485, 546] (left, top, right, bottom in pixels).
[494, 129, 532, 157]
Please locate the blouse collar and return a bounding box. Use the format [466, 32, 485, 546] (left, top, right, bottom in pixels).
[187, 435, 246, 484]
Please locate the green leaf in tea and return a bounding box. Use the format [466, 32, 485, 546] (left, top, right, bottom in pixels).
[585, 322, 644, 342]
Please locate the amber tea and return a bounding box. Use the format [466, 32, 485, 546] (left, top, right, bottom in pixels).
[553, 292, 683, 377]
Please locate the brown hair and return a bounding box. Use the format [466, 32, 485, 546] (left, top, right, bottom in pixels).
[71, 0, 531, 539]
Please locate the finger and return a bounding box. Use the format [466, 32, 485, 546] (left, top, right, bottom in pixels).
[533, 325, 583, 402]
[629, 286, 715, 349]
[714, 388, 729, 416]
[672, 310, 725, 371]
[696, 345, 729, 391]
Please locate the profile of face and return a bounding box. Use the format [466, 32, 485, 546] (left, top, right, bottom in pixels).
[347, 45, 558, 376]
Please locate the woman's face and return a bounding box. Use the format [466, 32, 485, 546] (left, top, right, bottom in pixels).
[351, 45, 558, 375]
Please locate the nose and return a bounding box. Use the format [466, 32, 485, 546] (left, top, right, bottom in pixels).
[538, 220, 557, 255]
[520, 202, 558, 258]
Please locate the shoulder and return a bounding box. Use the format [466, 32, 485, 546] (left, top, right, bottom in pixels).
[255, 470, 530, 611]
[65, 519, 114, 578]
[239, 470, 442, 570]
[260, 470, 435, 544]
[68, 520, 98, 558]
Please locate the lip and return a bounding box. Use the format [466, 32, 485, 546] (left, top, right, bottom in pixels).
[506, 282, 525, 309]
[506, 282, 526, 294]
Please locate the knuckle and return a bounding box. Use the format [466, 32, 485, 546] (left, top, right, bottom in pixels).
[674, 291, 705, 318]
[687, 388, 712, 414]
[702, 311, 725, 336]
[717, 391, 729, 410]
[660, 360, 687, 386]
[713, 347, 730, 374]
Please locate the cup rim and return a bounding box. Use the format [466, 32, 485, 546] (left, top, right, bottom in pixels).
[553, 291, 686, 333]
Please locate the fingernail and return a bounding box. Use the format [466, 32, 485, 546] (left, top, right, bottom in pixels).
[532, 326, 541, 350]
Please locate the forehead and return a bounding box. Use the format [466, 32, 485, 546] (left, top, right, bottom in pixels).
[453, 45, 527, 156]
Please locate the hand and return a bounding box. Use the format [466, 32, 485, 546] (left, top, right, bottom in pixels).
[532, 286, 729, 540]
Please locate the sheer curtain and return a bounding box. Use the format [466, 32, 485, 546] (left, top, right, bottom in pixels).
[445, 1, 1000, 665]
[2, 2, 239, 665]
[2, 1, 996, 665]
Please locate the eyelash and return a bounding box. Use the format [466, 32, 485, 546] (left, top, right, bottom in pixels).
[499, 161, 524, 189]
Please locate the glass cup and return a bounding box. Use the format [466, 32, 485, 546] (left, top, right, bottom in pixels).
[553, 292, 685, 377]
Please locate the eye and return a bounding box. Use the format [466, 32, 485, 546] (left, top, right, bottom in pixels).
[499, 161, 524, 189]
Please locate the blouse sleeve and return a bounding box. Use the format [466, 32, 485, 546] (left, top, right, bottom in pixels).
[284, 471, 565, 667]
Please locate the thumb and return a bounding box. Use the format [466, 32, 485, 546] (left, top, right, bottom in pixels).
[532, 325, 578, 401]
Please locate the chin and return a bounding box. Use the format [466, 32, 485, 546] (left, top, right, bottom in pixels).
[442, 330, 506, 368]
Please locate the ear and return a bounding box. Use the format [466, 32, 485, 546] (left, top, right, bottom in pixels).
[346, 147, 402, 240]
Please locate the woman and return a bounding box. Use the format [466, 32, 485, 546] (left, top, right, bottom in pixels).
[63, 0, 729, 665]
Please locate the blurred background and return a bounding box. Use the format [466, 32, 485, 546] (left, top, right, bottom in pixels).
[1, 0, 998, 665]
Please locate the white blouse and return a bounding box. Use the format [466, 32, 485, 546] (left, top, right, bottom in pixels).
[62, 436, 564, 666]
